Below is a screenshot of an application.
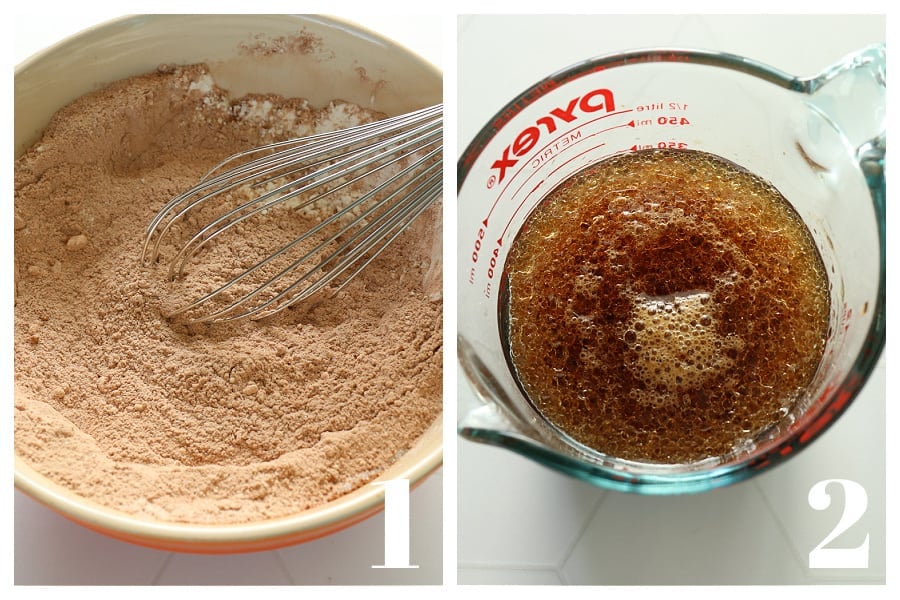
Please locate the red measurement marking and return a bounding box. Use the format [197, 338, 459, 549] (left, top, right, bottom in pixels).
[481, 108, 634, 255]
[799, 411, 834, 445]
[497, 137, 617, 243]
[482, 109, 634, 227]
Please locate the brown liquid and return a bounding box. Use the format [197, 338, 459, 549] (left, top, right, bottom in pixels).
[502, 149, 830, 464]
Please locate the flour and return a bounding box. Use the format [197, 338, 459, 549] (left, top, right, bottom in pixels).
[13, 64, 442, 524]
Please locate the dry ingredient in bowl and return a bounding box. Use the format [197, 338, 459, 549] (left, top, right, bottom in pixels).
[14, 64, 442, 524]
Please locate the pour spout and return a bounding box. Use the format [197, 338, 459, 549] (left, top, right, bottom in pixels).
[802, 44, 886, 158]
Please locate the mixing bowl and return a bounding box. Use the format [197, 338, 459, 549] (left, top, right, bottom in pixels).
[14, 14, 442, 553]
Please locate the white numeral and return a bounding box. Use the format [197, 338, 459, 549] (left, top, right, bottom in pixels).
[808, 479, 869, 569]
[371, 479, 419, 569]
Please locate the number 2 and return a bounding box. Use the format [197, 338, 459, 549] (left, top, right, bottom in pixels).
[808, 479, 869, 569]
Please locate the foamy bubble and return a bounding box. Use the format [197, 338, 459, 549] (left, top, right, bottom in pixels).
[625, 291, 743, 406]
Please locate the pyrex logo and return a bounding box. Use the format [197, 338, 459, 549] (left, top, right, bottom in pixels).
[490, 88, 616, 184]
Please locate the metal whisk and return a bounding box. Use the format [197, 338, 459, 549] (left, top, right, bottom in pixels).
[142, 104, 442, 323]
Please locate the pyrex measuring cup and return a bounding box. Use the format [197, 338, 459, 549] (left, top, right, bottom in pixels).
[457, 45, 885, 494]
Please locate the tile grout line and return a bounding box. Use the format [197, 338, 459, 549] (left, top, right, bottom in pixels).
[149, 552, 174, 585]
[458, 561, 564, 583]
[751, 478, 810, 581]
[555, 489, 609, 582]
[272, 549, 297, 585]
[458, 561, 562, 571]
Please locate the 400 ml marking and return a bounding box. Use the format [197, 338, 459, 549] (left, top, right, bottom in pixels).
[469, 227, 501, 281]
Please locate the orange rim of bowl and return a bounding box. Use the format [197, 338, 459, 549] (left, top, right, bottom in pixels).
[15, 422, 441, 553]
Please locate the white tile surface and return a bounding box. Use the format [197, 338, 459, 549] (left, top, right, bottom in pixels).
[458, 361, 886, 585]
[155, 552, 292, 586]
[563, 482, 806, 585]
[276, 469, 443, 585]
[456, 13, 886, 586]
[458, 566, 562, 585]
[14, 491, 171, 585]
[458, 440, 604, 569]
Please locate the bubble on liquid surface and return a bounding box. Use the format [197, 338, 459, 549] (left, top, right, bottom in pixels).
[503, 148, 831, 464]
[625, 291, 743, 407]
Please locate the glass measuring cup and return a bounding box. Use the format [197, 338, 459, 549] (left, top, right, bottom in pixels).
[457, 45, 885, 494]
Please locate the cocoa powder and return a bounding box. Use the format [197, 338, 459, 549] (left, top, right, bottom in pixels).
[13, 64, 442, 524]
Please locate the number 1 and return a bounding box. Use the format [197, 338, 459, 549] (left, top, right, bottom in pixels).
[371, 479, 419, 569]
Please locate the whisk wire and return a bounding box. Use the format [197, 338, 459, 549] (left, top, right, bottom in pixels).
[167, 148, 441, 322]
[201, 103, 442, 182]
[142, 105, 441, 264]
[203, 106, 442, 184]
[146, 115, 440, 274]
[166, 123, 441, 280]
[146, 103, 443, 323]
[184, 163, 441, 323]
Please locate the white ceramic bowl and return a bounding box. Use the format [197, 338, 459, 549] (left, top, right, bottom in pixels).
[14, 14, 442, 553]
